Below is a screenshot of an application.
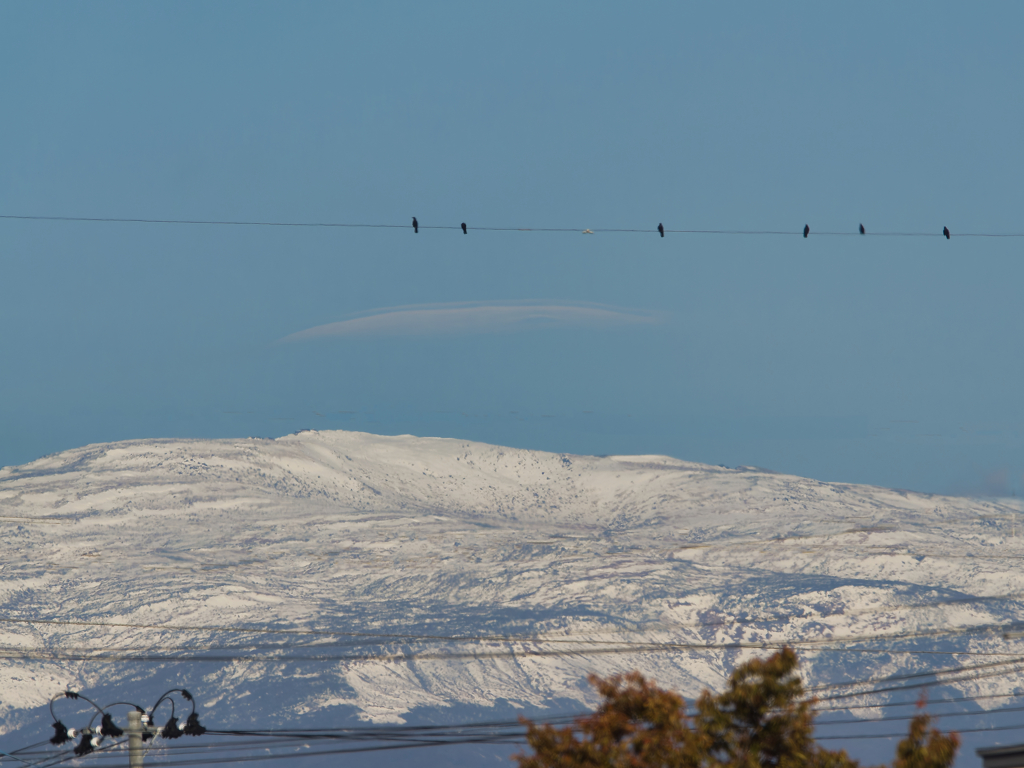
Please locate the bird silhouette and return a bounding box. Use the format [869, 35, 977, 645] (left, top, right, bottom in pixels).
[412, 217, 419, 233]
[658, 223, 664, 237]
[943, 226, 950, 239]
[461, 223, 467, 234]
[803, 224, 810, 238]
[859, 223, 865, 235]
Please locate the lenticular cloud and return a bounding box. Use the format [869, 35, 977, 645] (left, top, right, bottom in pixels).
[281, 301, 659, 340]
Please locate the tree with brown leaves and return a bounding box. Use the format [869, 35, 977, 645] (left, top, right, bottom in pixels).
[516, 648, 958, 768]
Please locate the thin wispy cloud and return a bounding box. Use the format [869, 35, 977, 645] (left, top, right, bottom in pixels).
[281, 301, 661, 341]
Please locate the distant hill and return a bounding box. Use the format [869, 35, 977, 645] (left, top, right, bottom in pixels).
[1, 430, 1022, 767]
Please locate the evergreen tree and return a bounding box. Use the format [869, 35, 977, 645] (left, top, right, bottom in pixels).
[516, 648, 959, 768]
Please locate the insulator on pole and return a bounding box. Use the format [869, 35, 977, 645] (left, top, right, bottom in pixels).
[73, 731, 94, 756]
[183, 713, 206, 737]
[101, 712, 124, 738]
[49, 721, 70, 745]
[161, 716, 183, 739]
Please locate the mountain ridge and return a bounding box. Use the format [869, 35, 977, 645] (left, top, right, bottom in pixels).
[1, 429, 1023, 765]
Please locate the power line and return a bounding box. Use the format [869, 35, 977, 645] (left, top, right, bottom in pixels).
[11, 651, 1023, 765]
[813, 690, 1024, 712]
[4, 647, 1021, 758]
[815, 701, 1024, 727]
[10, 638, 1023, 659]
[4, 588, 1023, 641]
[10, 688, 1024, 768]
[2, 717, 567, 765]
[3, 635, 1022, 666]
[197, 700, 1024, 741]
[25, 720, 1024, 767]
[14, 676, 1024, 751]
[10, 630, 1024, 659]
[805, 656, 1024, 694]
[23, 732, 530, 768]
[815, 722, 1024, 741]
[7, 646, 1023, 766]
[3, 609, 1021, 655]
[1, 721, 549, 768]
[814, 664, 1024, 704]
[2, 213, 1023, 238]
[5, 638, 1021, 665]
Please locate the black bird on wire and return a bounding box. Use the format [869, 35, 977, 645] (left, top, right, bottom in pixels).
[943, 226, 950, 239]
[657, 223, 665, 237]
[803, 224, 810, 238]
[412, 217, 419, 233]
[461, 222, 467, 234]
[859, 223, 865, 234]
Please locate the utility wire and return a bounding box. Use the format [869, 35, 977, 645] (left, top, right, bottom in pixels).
[4, 588, 1023, 641]
[6, 641, 1024, 765]
[13, 706, 1024, 766]
[814, 664, 1024, 704]
[813, 690, 1024, 712]
[28, 738, 124, 768]
[12, 695, 1024, 768]
[6, 642, 1019, 762]
[33, 732, 530, 768]
[0, 742, 53, 760]
[4, 643, 1019, 663]
[202, 700, 1024, 741]
[30, 721, 1024, 767]
[815, 701, 1024, 726]
[805, 656, 1024, 694]
[10, 635, 1024, 659]
[2, 614, 1021, 665]
[3, 626, 1019, 664]
[815, 722, 1024, 741]
[6, 667, 1019, 761]
[10, 695, 1024, 768]
[2, 214, 1023, 238]
[9, 654, 1024, 768]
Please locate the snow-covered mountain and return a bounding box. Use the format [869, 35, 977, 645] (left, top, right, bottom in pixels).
[1, 430, 1023, 765]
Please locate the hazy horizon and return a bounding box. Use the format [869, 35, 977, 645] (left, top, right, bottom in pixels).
[4, 3, 1022, 498]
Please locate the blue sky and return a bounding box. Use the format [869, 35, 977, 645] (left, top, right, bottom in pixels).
[1, 2, 1022, 496]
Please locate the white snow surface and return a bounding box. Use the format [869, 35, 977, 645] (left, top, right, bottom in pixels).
[1, 429, 1023, 733]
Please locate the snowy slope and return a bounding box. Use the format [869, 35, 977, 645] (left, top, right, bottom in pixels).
[1, 430, 1023, 752]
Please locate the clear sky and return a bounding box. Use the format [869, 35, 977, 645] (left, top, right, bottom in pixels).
[2, 2, 1022, 497]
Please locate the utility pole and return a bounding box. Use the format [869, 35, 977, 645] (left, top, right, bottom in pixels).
[126, 710, 145, 768]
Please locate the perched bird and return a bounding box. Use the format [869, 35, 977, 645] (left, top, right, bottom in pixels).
[859, 223, 865, 235]
[412, 217, 419, 233]
[943, 226, 950, 240]
[658, 223, 665, 237]
[803, 224, 810, 238]
[461, 222, 467, 234]
[582, 229, 594, 234]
